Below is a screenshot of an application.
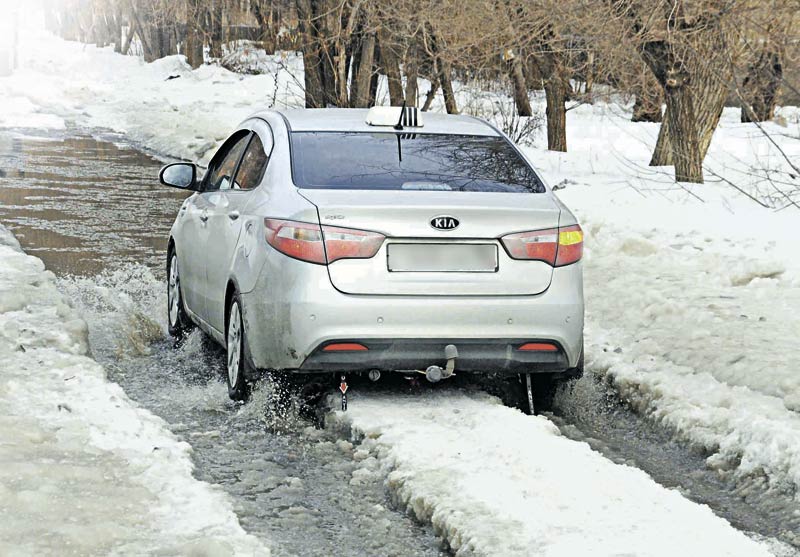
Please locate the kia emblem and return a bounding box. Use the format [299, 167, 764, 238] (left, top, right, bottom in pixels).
[430, 215, 460, 231]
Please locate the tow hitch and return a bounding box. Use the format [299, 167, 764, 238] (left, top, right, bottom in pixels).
[339, 345, 459, 411]
[422, 344, 459, 383]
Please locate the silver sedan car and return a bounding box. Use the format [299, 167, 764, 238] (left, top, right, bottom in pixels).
[160, 107, 584, 413]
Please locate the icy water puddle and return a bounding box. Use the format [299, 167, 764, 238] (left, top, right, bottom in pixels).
[1, 127, 797, 554]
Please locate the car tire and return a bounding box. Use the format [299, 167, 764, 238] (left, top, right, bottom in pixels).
[226, 293, 251, 401]
[167, 249, 193, 338]
[521, 347, 585, 415]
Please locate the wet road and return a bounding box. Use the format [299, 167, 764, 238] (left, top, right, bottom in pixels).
[1, 127, 798, 554]
[0, 127, 447, 557]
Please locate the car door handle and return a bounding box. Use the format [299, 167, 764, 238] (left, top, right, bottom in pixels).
[228, 211, 240, 221]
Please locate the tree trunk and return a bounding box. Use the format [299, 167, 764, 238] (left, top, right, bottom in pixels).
[208, 4, 224, 59]
[632, 94, 663, 122]
[664, 84, 703, 183]
[640, 39, 728, 182]
[378, 28, 404, 106]
[295, 0, 325, 108]
[421, 78, 439, 112]
[351, 34, 376, 107]
[740, 49, 782, 123]
[112, 7, 124, 53]
[439, 62, 458, 114]
[332, 1, 362, 108]
[507, 53, 532, 117]
[130, 7, 154, 61]
[404, 56, 419, 107]
[649, 65, 728, 167]
[650, 114, 671, 165]
[584, 51, 595, 98]
[120, 19, 136, 55]
[368, 60, 380, 106]
[252, 2, 277, 53]
[314, 0, 339, 107]
[632, 74, 662, 123]
[693, 71, 728, 162]
[428, 31, 457, 113]
[185, 27, 203, 68]
[544, 74, 567, 151]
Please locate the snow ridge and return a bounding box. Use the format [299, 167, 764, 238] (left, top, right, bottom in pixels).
[330, 391, 771, 557]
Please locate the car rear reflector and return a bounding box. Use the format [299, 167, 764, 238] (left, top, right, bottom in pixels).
[265, 219, 384, 265]
[518, 342, 559, 352]
[500, 224, 583, 267]
[323, 343, 369, 352]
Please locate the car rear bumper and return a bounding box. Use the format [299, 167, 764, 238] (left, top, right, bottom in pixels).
[299, 338, 571, 375]
[239, 252, 584, 374]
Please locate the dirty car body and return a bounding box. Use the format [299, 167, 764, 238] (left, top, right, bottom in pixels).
[165, 108, 584, 389]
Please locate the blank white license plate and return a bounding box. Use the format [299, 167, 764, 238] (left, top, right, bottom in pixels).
[387, 243, 498, 272]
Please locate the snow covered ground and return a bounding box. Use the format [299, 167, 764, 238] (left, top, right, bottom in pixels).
[2, 9, 800, 556]
[0, 224, 269, 555]
[329, 392, 774, 556]
[544, 114, 800, 500]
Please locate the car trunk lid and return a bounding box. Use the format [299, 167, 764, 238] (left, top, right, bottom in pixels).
[301, 190, 561, 296]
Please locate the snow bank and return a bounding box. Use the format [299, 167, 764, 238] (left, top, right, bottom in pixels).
[0, 96, 65, 129]
[536, 105, 800, 500]
[0, 21, 305, 163]
[330, 391, 771, 556]
[0, 224, 268, 555]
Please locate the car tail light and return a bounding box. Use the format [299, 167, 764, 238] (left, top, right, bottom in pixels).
[323, 342, 369, 352]
[321, 225, 385, 263]
[555, 225, 583, 267]
[518, 342, 559, 352]
[265, 219, 326, 264]
[501, 224, 583, 267]
[265, 219, 384, 265]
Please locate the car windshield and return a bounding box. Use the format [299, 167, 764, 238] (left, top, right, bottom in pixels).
[290, 132, 545, 193]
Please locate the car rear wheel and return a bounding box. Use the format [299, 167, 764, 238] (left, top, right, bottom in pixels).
[167, 250, 193, 337]
[226, 295, 250, 401]
[520, 348, 584, 415]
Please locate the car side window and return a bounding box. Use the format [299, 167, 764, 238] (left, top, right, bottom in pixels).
[232, 134, 270, 190]
[203, 131, 250, 192]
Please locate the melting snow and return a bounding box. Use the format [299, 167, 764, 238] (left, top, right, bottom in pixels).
[330, 391, 772, 556]
[0, 224, 268, 555]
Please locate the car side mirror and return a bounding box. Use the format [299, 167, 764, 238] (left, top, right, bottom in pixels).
[159, 162, 198, 190]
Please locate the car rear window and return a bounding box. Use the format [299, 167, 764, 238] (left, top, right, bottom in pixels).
[290, 132, 545, 193]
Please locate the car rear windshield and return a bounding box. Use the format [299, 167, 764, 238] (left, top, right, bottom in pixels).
[290, 132, 545, 193]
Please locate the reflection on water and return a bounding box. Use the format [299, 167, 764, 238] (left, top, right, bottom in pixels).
[0, 129, 188, 275]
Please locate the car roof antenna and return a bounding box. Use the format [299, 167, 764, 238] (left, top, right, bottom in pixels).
[393, 100, 407, 131]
